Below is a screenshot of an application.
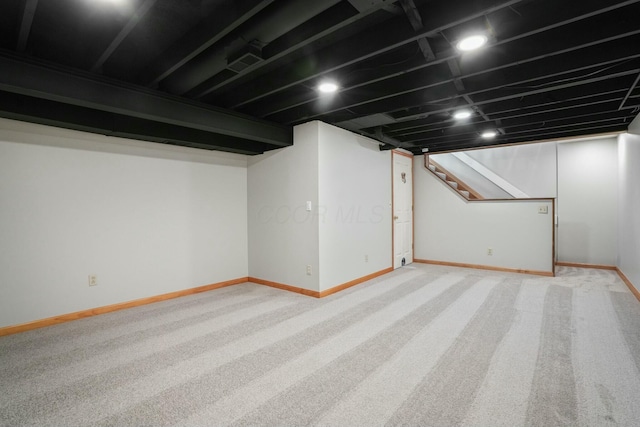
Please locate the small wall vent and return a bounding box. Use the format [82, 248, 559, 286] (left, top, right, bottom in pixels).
[226, 42, 263, 73]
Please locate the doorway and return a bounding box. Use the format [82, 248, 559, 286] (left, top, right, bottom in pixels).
[393, 151, 413, 269]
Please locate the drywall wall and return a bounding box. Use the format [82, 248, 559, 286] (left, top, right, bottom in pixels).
[557, 137, 618, 265]
[248, 121, 392, 293]
[414, 157, 554, 273]
[0, 118, 248, 328]
[630, 113, 640, 133]
[247, 121, 320, 292]
[618, 130, 640, 289]
[317, 122, 391, 291]
[466, 143, 557, 197]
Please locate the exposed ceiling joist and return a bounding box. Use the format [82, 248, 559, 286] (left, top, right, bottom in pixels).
[91, 0, 157, 73]
[0, 54, 291, 147]
[399, 0, 436, 61]
[16, 0, 37, 52]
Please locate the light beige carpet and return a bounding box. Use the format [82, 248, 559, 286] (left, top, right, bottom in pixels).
[1, 264, 639, 426]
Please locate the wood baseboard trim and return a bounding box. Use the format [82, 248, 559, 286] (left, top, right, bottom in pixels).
[250, 267, 394, 299]
[556, 261, 617, 270]
[616, 268, 640, 302]
[248, 277, 320, 298]
[319, 267, 394, 298]
[414, 259, 554, 277]
[0, 277, 249, 337]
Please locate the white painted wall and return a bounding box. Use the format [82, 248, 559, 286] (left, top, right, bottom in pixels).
[618, 130, 640, 288]
[557, 137, 618, 265]
[247, 121, 320, 292]
[466, 143, 557, 197]
[317, 122, 391, 291]
[0, 118, 248, 328]
[414, 157, 554, 273]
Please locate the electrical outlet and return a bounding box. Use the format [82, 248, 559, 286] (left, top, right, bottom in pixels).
[89, 274, 97, 286]
[306, 265, 312, 275]
[487, 248, 493, 256]
[365, 254, 369, 263]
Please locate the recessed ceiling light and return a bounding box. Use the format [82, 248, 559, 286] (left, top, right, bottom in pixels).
[481, 130, 497, 139]
[456, 34, 488, 52]
[421, 147, 429, 153]
[453, 110, 472, 120]
[318, 82, 338, 93]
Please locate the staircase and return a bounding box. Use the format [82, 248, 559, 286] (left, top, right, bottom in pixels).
[426, 156, 483, 200]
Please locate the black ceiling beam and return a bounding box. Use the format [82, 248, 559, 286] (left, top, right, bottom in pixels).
[16, 0, 38, 52]
[91, 0, 157, 73]
[619, 72, 640, 110]
[223, 0, 529, 109]
[398, 0, 436, 61]
[0, 91, 273, 155]
[0, 53, 292, 147]
[138, 0, 277, 87]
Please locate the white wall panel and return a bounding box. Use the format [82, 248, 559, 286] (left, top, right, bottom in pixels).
[414, 157, 554, 273]
[247, 122, 320, 292]
[0, 118, 248, 327]
[557, 138, 618, 265]
[617, 131, 640, 288]
[318, 122, 391, 291]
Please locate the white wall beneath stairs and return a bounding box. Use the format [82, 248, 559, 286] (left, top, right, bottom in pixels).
[247, 121, 320, 292]
[0, 118, 249, 328]
[557, 137, 618, 265]
[317, 122, 391, 291]
[617, 127, 640, 289]
[414, 156, 554, 273]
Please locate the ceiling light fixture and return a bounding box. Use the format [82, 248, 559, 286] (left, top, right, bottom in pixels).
[456, 34, 488, 52]
[421, 147, 429, 153]
[481, 130, 497, 139]
[453, 110, 472, 120]
[318, 82, 338, 93]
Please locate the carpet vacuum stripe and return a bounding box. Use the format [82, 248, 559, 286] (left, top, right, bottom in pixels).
[462, 280, 549, 426]
[316, 276, 503, 426]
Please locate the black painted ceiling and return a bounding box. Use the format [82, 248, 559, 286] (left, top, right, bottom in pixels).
[1, 0, 639, 155]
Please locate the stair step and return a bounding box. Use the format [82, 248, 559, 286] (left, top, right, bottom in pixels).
[428, 164, 436, 172]
[436, 172, 446, 180]
[459, 190, 470, 198]
[447, 181, 458, 189]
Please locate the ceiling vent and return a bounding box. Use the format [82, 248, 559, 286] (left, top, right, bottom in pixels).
[226, 41, 264, 73]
